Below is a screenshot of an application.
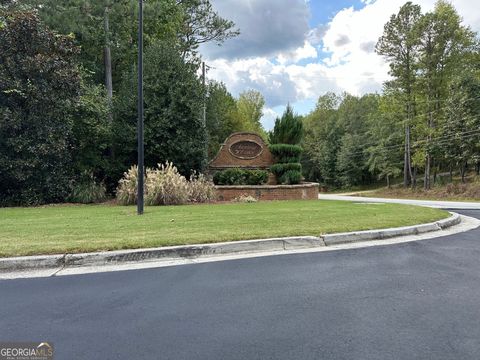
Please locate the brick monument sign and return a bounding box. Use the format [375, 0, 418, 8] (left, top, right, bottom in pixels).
[208, 132, 273, 171]
[209, 132, 319, 201]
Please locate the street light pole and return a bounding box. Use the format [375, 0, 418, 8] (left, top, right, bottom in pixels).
[137, 0, 144, 215]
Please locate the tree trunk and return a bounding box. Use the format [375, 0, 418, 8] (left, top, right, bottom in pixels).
[386, 174, 390, 188]
[104, 6, 113, 120]
[449, 166, 453, 183]
[424, 153, 431, 190]
[461, 162, 468, 183]
[404, 123, 412, 187]
[412, 166, 417, 188]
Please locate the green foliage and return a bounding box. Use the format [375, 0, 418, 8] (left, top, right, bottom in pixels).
[213, 168, 268, 186]
[269, 144, 303, 163]
[270, 163, 302, 177]
[269, 104, 303, 145]
[71, 80, 111, 185]
[279, 170, 302, 185]
[205, 81, 243, 158]
[236, 90, 267, 137]
[113, 41, 207, 178]
[69, 177, 107, 204]
[24, 0, 238, 87]
[0, 9, 81, 205]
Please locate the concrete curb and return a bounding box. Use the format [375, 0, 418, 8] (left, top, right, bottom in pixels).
[0, 213, 461, 272]
[322, 212, 460, 245]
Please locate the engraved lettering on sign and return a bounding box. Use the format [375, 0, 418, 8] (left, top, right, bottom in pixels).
[229, 140, 263, 159]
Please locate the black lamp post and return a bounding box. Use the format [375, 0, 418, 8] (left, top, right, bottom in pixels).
[137, 0, 144, 215]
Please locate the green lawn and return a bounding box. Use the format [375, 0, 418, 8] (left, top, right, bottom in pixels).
[0, 200, 448, 257]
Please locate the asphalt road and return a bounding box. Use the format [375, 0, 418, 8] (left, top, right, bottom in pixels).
[1, 210, 480, 360]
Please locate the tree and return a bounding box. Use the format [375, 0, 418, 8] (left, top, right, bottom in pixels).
[0, 9, 81, 205]
[302, 93, 342, 186]
[367, 94, 403, 187]
[236, 89, 266, 136]
[205, 81, 243, 158]
[113, 41, 207, 179]
[416, 1, 475, 189]
[376, 2, 422, 187]
[269, 104, 303, 145]
[176, 0, 239, 59]
[443, 72, 480, 183]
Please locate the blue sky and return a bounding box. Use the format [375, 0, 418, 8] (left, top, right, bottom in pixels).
[201, 0, 479, 130]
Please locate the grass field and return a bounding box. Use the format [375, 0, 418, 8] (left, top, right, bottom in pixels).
[0, 200, 448, 257]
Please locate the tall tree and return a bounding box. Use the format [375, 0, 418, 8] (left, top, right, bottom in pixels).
[416, 0, 475, 189]
[0, 9, 81, 205]
[113, 41, 207, 178]
[269, 104, 303, 145]
[236, 89, 266, 136]
[176, 0, 239, 59]
[302, 93, 342, 186]
[205, 81, 243, 158]
[376, 2, 422, 187]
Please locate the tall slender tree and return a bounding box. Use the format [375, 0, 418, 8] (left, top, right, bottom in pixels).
[376, 2, 422, 187]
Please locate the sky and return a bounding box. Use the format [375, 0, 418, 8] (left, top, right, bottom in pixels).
[199, 0, 480, 130]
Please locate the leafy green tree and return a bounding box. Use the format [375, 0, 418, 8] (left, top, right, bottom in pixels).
[443, 72, 480, 182]
[205, 81, 243, 158]
[236, 89, 267, 136]
[416, 1, 475, 189]
[71, 81, 111, 183]
[367, 94, 403, 187]
[376, 1, 422, 187]
[113, 41, 207, 179]
[0, 9, 81, 205]
[302, 93, 342, 186]
[269, 104, 303, 145]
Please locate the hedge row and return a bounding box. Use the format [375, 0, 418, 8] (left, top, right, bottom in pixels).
[213, 168, 269, 186]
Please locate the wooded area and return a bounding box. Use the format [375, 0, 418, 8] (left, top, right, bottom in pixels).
[0, 0, 479, 205]
[302, 1, 479, 189]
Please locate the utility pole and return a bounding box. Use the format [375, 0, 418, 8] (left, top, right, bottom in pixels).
[202, 61, 206, 128]
[137, 0, 144, 215]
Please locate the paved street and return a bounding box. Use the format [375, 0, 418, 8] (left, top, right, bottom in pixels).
[319, 194, 480, 210]
[1, 210, 480, 360]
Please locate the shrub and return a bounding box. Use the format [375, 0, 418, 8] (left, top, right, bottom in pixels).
[117, 163, 216, 205]
[213, 168, 246, 185]
[270, 163, 302, 177]
[189, 172, 217, 203]
[69, 177, 107, 204]
[116, 165, 140, 205]
[213, 168, 269, 185]
[145, 162, 189, 206]
[245, 170, 269, 185]
[279, 170, 302, 185]
[269, 144, 303, 163]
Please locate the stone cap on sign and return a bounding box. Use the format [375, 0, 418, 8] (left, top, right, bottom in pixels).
[208, 132, 273, 170]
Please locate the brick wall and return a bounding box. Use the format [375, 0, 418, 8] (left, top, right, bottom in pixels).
[215, 183, 319, 201]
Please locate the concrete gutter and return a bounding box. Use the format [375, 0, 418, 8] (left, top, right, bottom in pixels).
[0, 213, 462, 273]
